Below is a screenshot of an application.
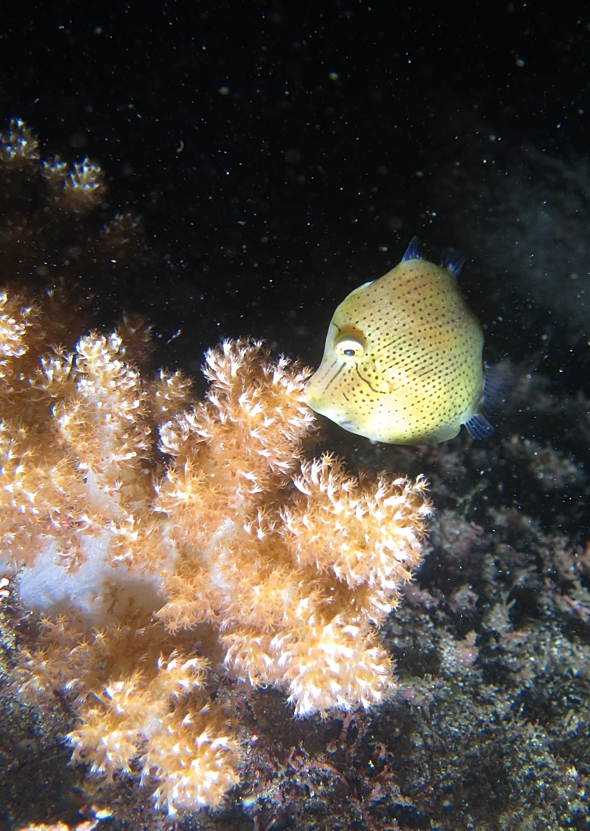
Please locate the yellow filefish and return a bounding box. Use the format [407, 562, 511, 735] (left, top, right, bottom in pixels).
[305, 237, 496, 445]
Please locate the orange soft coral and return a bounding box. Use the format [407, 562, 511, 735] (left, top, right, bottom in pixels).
[1, 301, 431, 813]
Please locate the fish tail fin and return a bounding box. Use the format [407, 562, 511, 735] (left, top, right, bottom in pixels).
[464, 412, 495, 439]
[464, 362, 510, 440]
[481, 362, 509, 415]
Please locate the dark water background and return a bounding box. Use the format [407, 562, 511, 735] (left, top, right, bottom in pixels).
[1, 0, 589, 390]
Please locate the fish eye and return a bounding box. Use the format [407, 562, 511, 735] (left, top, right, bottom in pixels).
[334, 332, 366, 362]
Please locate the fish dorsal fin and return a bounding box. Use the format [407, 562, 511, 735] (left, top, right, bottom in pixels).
[401, 236, 422, 263]
[441, 247, 467, 277]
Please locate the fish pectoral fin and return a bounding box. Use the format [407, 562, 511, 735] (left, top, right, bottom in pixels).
[464, 412, 494, 440]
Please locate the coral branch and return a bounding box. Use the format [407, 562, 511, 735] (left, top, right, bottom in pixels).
[0, 311, 430, 812]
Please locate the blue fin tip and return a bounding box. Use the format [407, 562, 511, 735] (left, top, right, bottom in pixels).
[401, 236, 422, 263]
[441, 247, 467, 277]
[464, 413, 495, 440]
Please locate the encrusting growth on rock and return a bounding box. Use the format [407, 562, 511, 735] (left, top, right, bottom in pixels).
[0, 120, 431, 815]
